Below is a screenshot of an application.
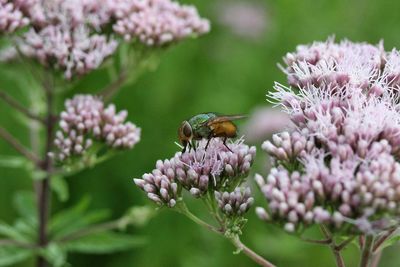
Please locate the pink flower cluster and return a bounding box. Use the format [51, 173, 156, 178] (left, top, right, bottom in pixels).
[16, 0, 117, 79]
[6, 0, 209, 78]
[53, 94, 140, 161]
[257, 39, 400, 234]
[112, 0, 210, 46]
[0, 0, 29, 33]
[134, 138, 256, 206]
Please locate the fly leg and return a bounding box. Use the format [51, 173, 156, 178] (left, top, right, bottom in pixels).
[223, 137, 233, 152]
[205, 133, 213, 151]
[182, 141, 188, 153]
[191, 140, 197, 152]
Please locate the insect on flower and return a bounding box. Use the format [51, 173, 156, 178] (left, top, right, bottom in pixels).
[178, 113, 246, 153]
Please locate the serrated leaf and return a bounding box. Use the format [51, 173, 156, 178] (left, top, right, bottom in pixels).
[51, 175, 69, 202]
[0, 246, 32, 267]
[0, 155, 28, 168]
[64, 232, 146, 254]
[39, 243, 67, 267]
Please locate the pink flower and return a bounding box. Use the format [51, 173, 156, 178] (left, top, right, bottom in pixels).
[0, 0, 29, 33]
[134, 138, 256, 205]
[53, 94, 140, 161]
[112, 0, 210, 46]
[258, 38, 400, 234]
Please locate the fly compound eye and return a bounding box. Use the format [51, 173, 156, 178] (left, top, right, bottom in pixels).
[182, 121, 192, 138]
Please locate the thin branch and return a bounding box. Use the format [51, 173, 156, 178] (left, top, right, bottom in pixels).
[373, 227, 397, 252]
[301, 237, 332, 245]
[98, 68, 128, 102]
[370, 251, 382, 267]
[37, 72, 56, 267]
[359, 235, 374, 267]
[175, 202, 222, 234]
[336, 236, 356, 251]
[0, 126, 41, 165]
[319, 225, 346, 267]
[0, 90, 45, 124]
[230, 236, 276, 267]
[175, 202, 276, 267]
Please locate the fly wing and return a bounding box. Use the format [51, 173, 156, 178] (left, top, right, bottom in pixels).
[205, 114, 247, 126]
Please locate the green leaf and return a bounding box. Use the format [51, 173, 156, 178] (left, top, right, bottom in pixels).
[13, 219, 36, 241]
[49, 197, 90, 235]
[64, 232, 146, 254]
[51, 175, 69, 202]
[0, 155, 28, 168]
[0, 246, 32, 267]
[13, 191, 36, 221]
[39, 243, 67, 267]
[51, 209, 110, 240]
[49, 197, 110, 239]
[0, 221, 29, 242]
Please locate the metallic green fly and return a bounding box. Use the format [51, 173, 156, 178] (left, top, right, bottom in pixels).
[178, 112, 246, 153]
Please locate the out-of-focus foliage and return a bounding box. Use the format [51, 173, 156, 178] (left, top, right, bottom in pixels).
[1, 0, 400, 266]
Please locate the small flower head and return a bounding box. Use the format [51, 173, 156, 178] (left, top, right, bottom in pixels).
[215, 187, 254, 217]
[53, 94, 140, 162]
[17, 0, 118, 79]
[174, 138, 256, 197]
[259, 38, 400, 234]
[133, 166, 178, 207]
[134, 138, 256, 206]
[112, 0, 210, 46]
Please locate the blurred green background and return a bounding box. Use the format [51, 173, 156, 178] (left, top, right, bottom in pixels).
[2, 0, 400, 266]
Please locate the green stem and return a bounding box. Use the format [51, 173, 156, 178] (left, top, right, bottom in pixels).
[319, 225, 346, 267]
[175, 202, 221, 234]
[174, 202, 276, 267]
[373, 227, 397, 252]
[359, 235, 374, 267]
[370, 251, 382, 267]
[230, 236, 276, 267]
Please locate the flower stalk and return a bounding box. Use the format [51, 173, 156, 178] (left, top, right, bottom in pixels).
[174, 201, 276, 267]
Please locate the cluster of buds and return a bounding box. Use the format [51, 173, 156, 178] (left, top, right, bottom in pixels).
[112, 0, 210, 46]
[0, 0, 29, 33]
[134, 138, 256, 206]
[215, 187, 254, 217]
[257, 38, 400, 234]
[4, 0, 209, 78]
[53, 94, 140, 161]
[134, 161, 178, 207]
[16, 0, 118, 79]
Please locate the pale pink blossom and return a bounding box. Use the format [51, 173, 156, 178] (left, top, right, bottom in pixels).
[134, 138, 256, 205]
[258, 39, 400, 234]
[54, 94, 140, 161]
[0, 0, 29, 33]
